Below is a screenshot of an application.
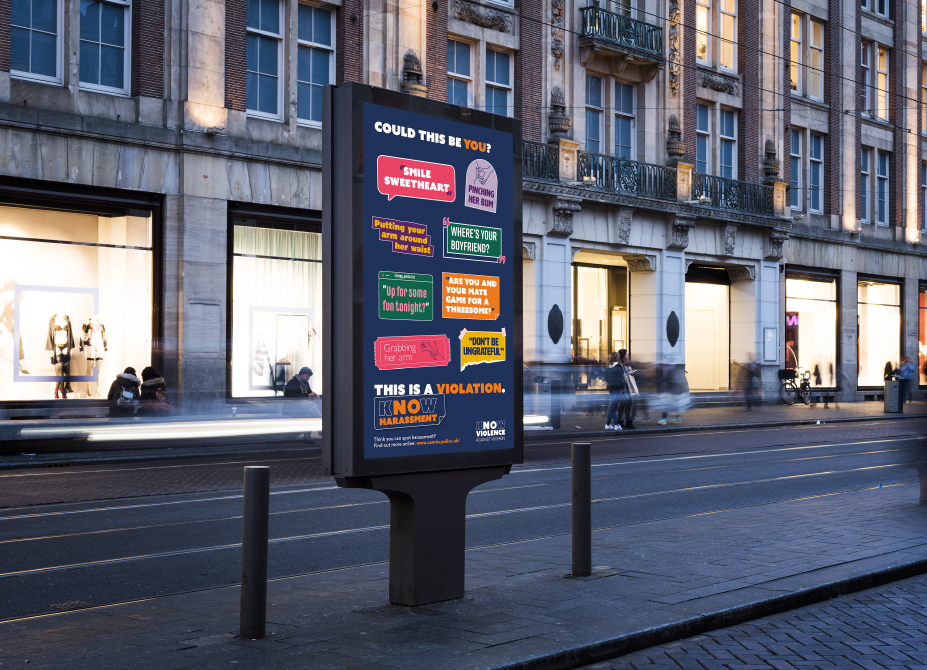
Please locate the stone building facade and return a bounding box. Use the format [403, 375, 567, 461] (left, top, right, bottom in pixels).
[0, 0, 924, 420]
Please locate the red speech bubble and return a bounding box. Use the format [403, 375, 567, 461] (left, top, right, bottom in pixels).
[377, 155, 456, 203]
[374, 334, 451, 371]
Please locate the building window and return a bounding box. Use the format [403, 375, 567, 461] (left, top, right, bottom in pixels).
[919, 286, 926, 386]
[696, 0, 711, 63]
[614, 82, 635, 159]
[719, 0, 736, 70]
[861, 43, 871, 114]
[809, 20, 823, 100]
[876, 151, 889, 226]
[246, 0, 282, 118]
[447, 39, 471, 107]
[296, 4, 334, 126]
[790, 13, 802, 94]
[615, 0, 633, 16]
[79, 0, 130, 94]
[858, 281, 901, 387]
[696, 103, 710, 174]
[231, 217, 322, 398]
[860, 148, 870, 223]
[0, 202, 155, 402]
[485, 48, 511, 116]
[790, 130, 802, 209]
[585, 74, 603, 154]
[784, 275, 837, 387]
[876, 47, 889, 120]
[809, 134, 823, 213]
[719, 109, 736, 179]
[11, 0, 60, 82]
[923, 0, 927, 32]
[922, 164, 927, 232]
[922, 64, 927, 133]
[875, 0, 887, 17]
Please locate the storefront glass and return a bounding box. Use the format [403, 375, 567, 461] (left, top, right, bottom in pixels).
[919, 286, 926, 385]
[684, 281, 730, 391]
[230, 219, 322, 398]
[0, 204, 153, 401]
[857, 280, 901, 387]
[784, 275, 837, 386]
[571, 264, 628, 366]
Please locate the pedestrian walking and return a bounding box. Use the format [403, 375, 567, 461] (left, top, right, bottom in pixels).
[898, 357, 915, 405]
[617, 349, 635, 429]
[604, 352, 626, 431]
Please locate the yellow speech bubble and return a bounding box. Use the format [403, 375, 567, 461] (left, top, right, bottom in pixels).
[460, 330, 506, 371]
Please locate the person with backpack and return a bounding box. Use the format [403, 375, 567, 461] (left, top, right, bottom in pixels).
[107, 367, 141, 417]
[138, 366, 171, 416]
[604, 351, 627, 431]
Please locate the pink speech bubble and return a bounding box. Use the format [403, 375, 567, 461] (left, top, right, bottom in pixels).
[377, 155, 456, 203]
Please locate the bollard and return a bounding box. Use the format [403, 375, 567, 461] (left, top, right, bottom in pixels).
[240, 466, 270, 639]
[572, 442, 592, 577]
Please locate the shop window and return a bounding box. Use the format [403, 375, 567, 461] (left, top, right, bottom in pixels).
[0, 203, 154, 401]
[230, 217, 321, 398]
[246, 0, 282, 118]
[919, 286, 926, 385]
[79, 0, 130, 94]
[685, 265, 730, 392]
[571, 264, 628, 377]
[296, 3, 334, 126]
[615, 82, 635, 159]
[12, 0, 60, 83]
[857, 280, 901, 388]
[447, 39, 472, 107]
[485, 48, 511, 117]
[785, 276, 836, 387]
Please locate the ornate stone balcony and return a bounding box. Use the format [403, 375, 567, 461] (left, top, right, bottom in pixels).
[692, 173, 775, 217]
[577, 152, 677, 201]
[522, 140, 560, 182]
[579, 5, 663, 81]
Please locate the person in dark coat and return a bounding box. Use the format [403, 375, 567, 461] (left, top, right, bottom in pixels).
[138, 366, 171, 416]
[284, 367, 318, 398]
[604, 352, 626, 430]
[107, 367, 141, 417]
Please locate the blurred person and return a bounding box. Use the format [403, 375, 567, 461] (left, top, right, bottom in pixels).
[833, 363, 848, 409]
[898, 357, 915, 405]
[604, 351, 625, 431]
[884, 360, 895, 382]
[107, 367, 140, 417]
[617, 349, 635, 429]
[741, 354, 759, 411]
[657, 356, 691, 425]
[138, 366, 171, 416]
[284, 367, 319, 398]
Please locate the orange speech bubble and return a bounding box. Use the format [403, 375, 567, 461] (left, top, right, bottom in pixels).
[442, 272, 500, 320]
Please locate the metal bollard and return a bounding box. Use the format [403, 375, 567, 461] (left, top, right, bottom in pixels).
[240, 466, 270, 639]
[572, 442, 592, 577]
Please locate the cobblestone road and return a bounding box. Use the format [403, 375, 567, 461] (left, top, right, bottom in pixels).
[585, 573, 927, 670]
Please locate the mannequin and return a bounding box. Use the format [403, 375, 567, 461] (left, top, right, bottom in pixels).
[0, 280, 28, 374]
[253, 332, 271, 384]
[81, 316, 107, 397]
[46, 313, 75, 399]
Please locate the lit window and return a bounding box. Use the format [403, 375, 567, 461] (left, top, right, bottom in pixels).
[922, 65, 927, 133]
[876, 151, 889, 226]
[923, 0, 926, 32]
[615, 82, 635, 159]
[861, 43, 871, 114]
[297, 4, 334, 125]
[79, 0, 130, 94]
[790, 130, 802, 209]
[696, 103, 710, 174]
[860, 148, 870, 223]
[585, 74, 603, 154]
[447, 39, 471, 107]
[719, 0, 736, 70]
[246, 0, 282, 118]
[790, 13, 802, 93]
[922, 164, 927, 231]
[809, 134, 823, 213]
[809, 20, 823, 100]
[719, 109, 736, 179]
[485, 48, 511, 116]
[696, 0, 710, 63]
[12, 0, 59, 82]
[876, 47, 889, 120]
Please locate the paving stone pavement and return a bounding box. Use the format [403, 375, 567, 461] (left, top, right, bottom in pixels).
[1, 480, 927, 669]
[582, 572, 927, 670]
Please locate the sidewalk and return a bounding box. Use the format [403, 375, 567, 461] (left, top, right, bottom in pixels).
[3, 478, 926, 669]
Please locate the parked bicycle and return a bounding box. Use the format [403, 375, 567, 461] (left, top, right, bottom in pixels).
[778, 368, 812, 405]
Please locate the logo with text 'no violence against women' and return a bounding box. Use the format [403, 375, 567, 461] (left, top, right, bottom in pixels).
[377, 156, 456, 203]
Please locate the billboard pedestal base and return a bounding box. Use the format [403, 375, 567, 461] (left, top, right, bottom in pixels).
[367, 466, 509, 606]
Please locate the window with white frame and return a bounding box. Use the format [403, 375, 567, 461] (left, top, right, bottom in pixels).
[485, 48, 511, 116]
[447, 39, 471, 107]
[791, 14, 823, 100]
[876, 150, 889, 225]
[614, 82, 635, 159]
[614, 0, 633, 16]
[246, 0, 282, 118]
[79, 0, 130, 93]
[860, 148, 870, 223]
[790, 13, 802, 93]
[719, 0, 736, 70]
[922, 163, 927, 231]
[12, 0, 60, 82]
[922, 64, 927, 133]
[809, 134, 823, 213]
[862, 0, 887, 16]
[861, 0, 869, 13]
[922, 0, 926, 32]
[585, 74, 603, 154]
[790, 130, 802, 208]
[719, 109, 736, 179]
[875, 47, 889, 120]
[297, 4, 334, 126]
[696, 0, 710, 63]
[696, 103, 710, 174]
[861, 43, 871, 114]
[809, 20, 823, 100]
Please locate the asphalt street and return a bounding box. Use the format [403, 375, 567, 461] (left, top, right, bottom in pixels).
[0, 418, 924, 624]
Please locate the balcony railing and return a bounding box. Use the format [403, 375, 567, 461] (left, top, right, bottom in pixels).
[577, 152, 677, 201]
[580, 6, 663, 59]
[692, 173, 774, 216]
[522, 140, 560, 182]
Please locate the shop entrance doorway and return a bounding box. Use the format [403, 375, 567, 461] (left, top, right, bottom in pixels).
[685, 266, 730, 391]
